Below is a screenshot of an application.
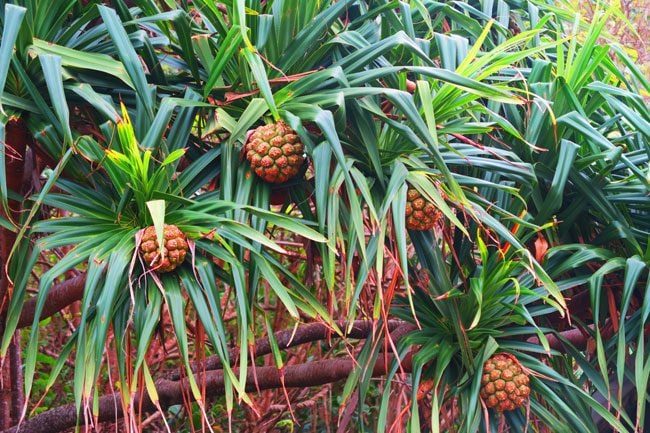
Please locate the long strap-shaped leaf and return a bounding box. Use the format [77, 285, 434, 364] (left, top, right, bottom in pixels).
[0, 4, 26, 114]
[99, 5, 155, 127]
[0, 4, 26, 211]
[278, 0, 355, 71]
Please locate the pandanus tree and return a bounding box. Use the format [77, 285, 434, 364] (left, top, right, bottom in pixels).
[0, 0, 648, 432]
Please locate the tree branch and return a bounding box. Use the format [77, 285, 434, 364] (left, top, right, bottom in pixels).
[3, 323, 416, 433]
[0, 273, 86, 337]
[526, 325, 596, 352]
[172, 319, 410, 379]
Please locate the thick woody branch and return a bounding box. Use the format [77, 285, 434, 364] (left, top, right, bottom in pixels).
[545, 327, 590, 351]
[173, 319, 411, 379]
[0, 273, 87, 337]
[527, 325, 596, 352]
[3, 323, 415, 433]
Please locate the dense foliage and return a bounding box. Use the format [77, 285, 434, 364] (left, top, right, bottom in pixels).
[0, 0, 648, 432]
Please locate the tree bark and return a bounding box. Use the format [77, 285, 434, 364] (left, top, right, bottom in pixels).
[8, 332, 23, 424]
[0, 273, 87, 337]
[1, 117, 30, 427]
[0, 118, 27, 314]
[172, 319, 411, 379]
[526, 325, 595, 352]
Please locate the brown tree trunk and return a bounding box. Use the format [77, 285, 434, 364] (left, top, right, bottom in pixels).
[0, 117, 28, 313]
[0, 117, 30, 427]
